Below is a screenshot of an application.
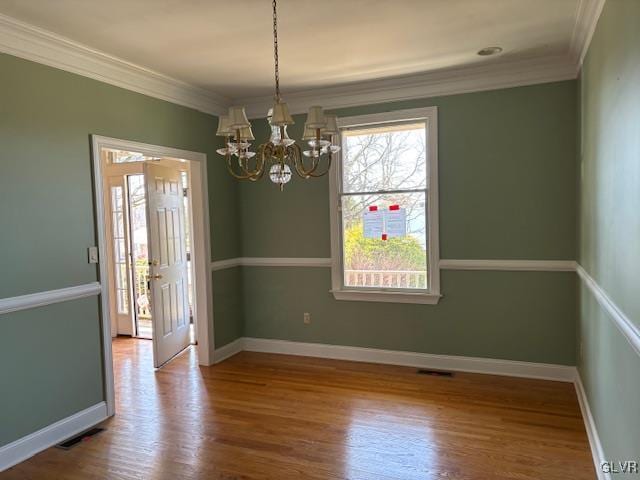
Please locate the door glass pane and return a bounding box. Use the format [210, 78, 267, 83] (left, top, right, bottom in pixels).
[110, 185, 129, 314]
[128, 175, 151, 337]
[341, 192, 427, 290]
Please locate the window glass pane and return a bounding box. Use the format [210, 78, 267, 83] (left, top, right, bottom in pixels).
[342, 123, 426, 193]
[111, 185, 129, 314]
[117, 289, 129, 315]
[111, 186, 123, 211]
[116, 239, 126, 263]
[342, 192, 427, 290]
[107, 148, 161, 164]
[113, 212, 124, 238]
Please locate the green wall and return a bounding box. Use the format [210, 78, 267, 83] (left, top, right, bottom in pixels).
[0, 53, 243, 446]
[577, 0, 640, 471]
[239, 81, 579, 365]
[244, 268, 576, 363]
[6, 12, 633, 456]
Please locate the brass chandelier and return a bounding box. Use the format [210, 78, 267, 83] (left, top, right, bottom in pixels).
[215, 0, 340, 191]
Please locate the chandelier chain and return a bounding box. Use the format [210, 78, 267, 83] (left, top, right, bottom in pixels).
[272, 0, 280, 101]
[216, 0, 339, 189]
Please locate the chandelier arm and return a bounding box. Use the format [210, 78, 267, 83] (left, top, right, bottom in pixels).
[292, 144, 326, 178]
[305, 154, 333, 178]
[225, 159, 256, 180]
[249, 144, 270, 181]
[239, 152, 265, 178]
[294, 155, 321, 177]
[225, 154, 261, 181]
[290, 144, 318, 178]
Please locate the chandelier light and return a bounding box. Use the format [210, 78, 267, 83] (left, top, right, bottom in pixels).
[216, 0, 340, 191]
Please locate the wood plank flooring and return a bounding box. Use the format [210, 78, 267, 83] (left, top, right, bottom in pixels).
[2, 338, 595, 479]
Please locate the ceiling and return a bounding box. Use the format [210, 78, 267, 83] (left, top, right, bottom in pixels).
[0, 0, 583, 101]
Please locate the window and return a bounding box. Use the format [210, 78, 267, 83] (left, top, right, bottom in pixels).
[329, 107, 440, 304]
[106, 148, 161, 163]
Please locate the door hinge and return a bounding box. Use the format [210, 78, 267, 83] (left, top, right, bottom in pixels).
[186, 252, 191, 262]
[183, 187, 188, 198]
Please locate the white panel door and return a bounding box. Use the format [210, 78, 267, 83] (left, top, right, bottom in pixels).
[144, 162, 191, 367]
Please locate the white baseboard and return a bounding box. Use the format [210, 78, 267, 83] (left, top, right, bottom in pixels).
[574, 373, 610, 480]
[213, 337, 244, 364]
[239, 337, 576, 382]
[0, 402, 108, 472]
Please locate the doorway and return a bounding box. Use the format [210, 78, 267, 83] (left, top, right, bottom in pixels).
[91, 136, 213, 417]
[103, 161, 195, 344]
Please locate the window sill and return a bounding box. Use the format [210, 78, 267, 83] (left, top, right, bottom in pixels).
[330, 289, 442, 305]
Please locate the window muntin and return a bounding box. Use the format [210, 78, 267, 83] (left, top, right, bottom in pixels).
[339, 122, 429, 292]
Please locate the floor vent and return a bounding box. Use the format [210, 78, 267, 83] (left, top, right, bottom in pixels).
[417, 369, 454, 377]
[56, 427, 105, 450]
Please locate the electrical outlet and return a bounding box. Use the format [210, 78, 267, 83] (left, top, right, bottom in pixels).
[303, 312, 311, 325]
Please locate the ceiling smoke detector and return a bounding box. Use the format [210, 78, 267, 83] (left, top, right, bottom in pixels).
[477, 46, 503, 56]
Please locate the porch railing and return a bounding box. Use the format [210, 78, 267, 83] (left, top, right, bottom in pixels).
[134, 263, 151, 319]
[344, 270, 427, 289]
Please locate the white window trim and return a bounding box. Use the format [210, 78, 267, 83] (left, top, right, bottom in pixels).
[329, 106, 441, 305]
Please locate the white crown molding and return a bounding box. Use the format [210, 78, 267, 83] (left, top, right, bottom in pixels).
[439, 259, 578, 272]
[0, 3, 604, 118]
[0, 13, 230, 115]
[574, 373, 610, 480]
[0, 282, 101, 316]
[577, 264, 640, 357]
[239, 337, 576, 382]
[238, 55, 578, 119]
[0, 402, 108, 472]
[569, 0, 607, 71]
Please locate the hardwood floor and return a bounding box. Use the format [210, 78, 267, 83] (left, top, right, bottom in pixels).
[3, 338, 595, 479]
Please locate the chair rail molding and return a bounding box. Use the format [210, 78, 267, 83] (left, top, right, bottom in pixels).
[210, 257, 243, 271]
[439, 259, 578, 272]
[576, 264, 640, 357]
[210, 257, 578, 272]
[210, 257, 332, 270]
[0, 282, 101, 315]
[241, 257, 333, 268]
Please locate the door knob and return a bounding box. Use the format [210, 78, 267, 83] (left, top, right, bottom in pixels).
[150, 274, 162, 280]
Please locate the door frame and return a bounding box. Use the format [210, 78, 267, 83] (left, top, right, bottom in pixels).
[91, 135, 214, 417]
